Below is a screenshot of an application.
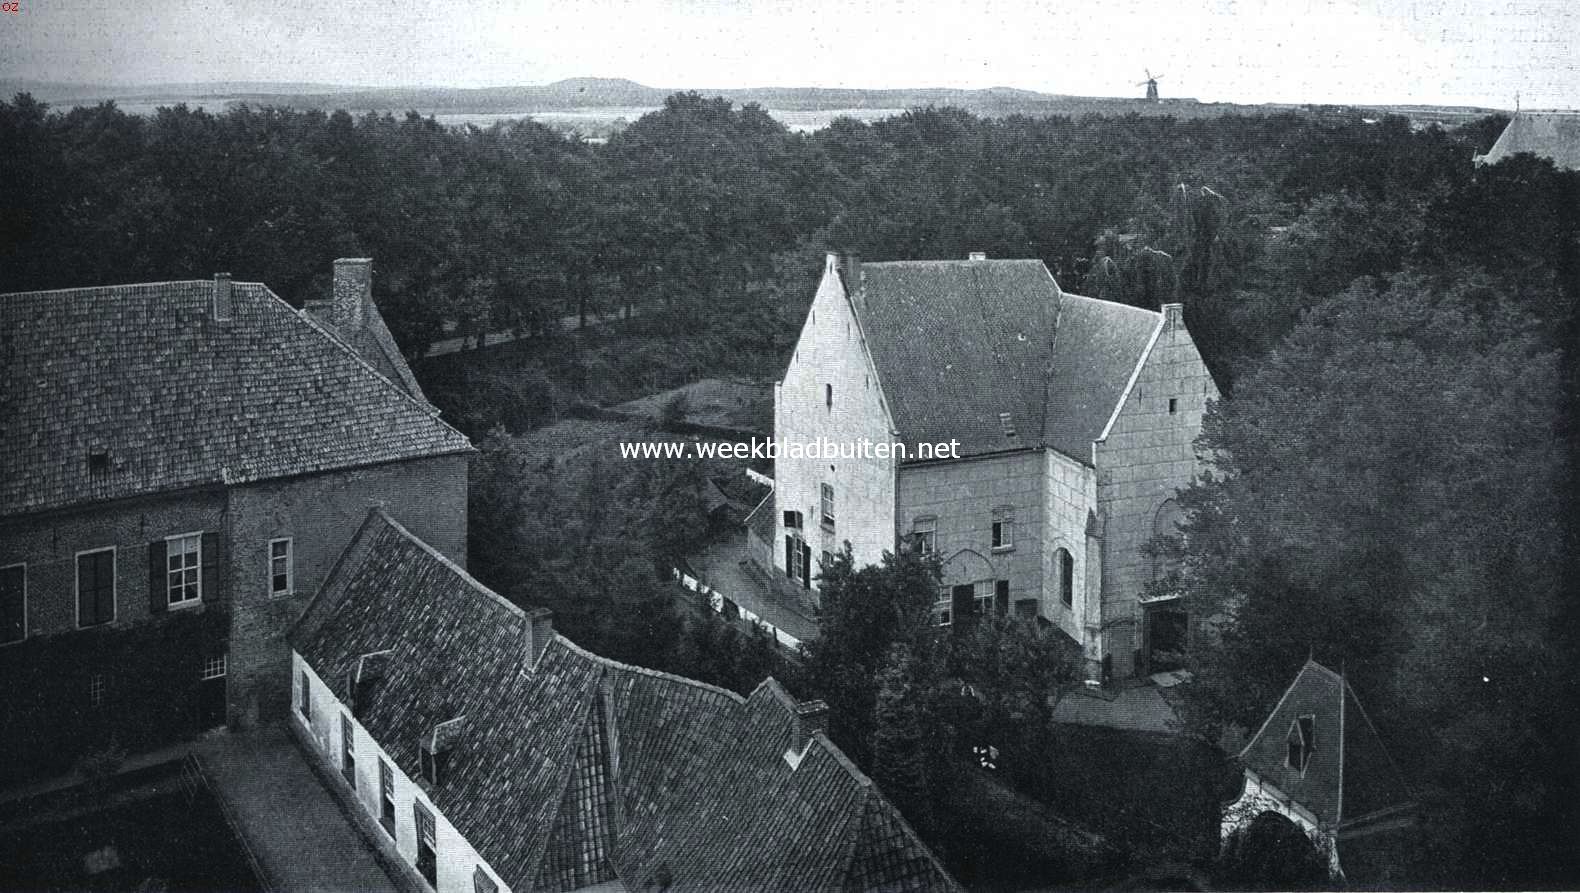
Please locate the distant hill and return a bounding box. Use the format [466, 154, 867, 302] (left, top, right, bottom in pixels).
[3, 76, 1505, 128]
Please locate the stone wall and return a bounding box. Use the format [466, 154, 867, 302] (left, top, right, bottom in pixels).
[774, 256, 897, 593]
[1093, 304, 1217, 677]
[897, 450, 1044, 618]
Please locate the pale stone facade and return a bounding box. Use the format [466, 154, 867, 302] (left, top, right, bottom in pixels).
[773, 255, 897, 590]
[767, 255, 1217, 678]
[1093, 303, 1218, 676]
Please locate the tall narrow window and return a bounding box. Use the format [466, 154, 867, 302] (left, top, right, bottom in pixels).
[341, 714, 356, 787]
[76, 548, 116, 628]
[0, 564, 24, 645]
[820, 483, 835, 528]
[166, 533, 202, 608]
[379, 759, 397, 836]
[1058, 548, 1075, 607]
[270, 538, 293, 596]
[89, 673, 107, 708]
[825, 383, 833, 410]
[911, 517, 937, 555]
[972, 580, 994, 617]
[991, 507, 1014, 550]
[414, 802, 438, 887]
[298, 671, 312, 722]
[994, 579, 1010, 616]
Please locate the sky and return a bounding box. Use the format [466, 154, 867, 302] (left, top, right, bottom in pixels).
[2, 0, 1577, 108]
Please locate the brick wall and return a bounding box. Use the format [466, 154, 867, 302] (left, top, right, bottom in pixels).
[774, 257, 897, 593]
[229, 453, 469, 725]
[1093, 305, 1217, 677]
[0, 488, 227, 638]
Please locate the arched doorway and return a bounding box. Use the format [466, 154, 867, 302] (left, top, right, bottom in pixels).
[1220, 811, 1328, 890]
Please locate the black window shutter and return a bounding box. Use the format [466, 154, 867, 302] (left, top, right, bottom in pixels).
[995, 580, 1010, 616]
[952, 585, 973, 621]
[96, 551, 114, 623]
[78, 554, 93, 623]
[801, 542, 812, 589]
[200, 531, 220, 603]
[785, 536, 795, 577]
[149, 540, 167, 614]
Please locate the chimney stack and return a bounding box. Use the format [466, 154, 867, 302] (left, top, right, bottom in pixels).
[795, 699, 830, 745]
[331, 257, 372, 330]
[1161, 302, 1183, 331]
[838, 253, 862, 300]
[212, 273, 233, 323]
[968, 251, 988, 261]
[526, 608, 554, 669]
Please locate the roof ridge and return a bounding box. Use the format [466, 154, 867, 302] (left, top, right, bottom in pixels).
[266, 283, 453, 423]
[0, 279, 212, 300]
[553, 634, 749, 705]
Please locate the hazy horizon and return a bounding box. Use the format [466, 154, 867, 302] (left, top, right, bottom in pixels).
[3, 0, 1576, 110]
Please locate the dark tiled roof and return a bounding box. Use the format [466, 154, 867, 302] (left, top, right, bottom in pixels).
[1238, 660, 1414, 828]
[848, 259, 1160, 463]
[0, 281, 471, 516]
[1479, 112, 1580, 171]
[294, 511, 959, 893]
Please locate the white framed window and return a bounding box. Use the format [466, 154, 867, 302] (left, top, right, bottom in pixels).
[269, 538, 293, 596]
[76, 547, 116, 628]
[202, 654, 228, 680]
[991, 507, 1014, 551]
[89, 673, 106, 707]
[786, 535, 805, 582]
[932, 597, 953, 627]
[973, 580, 994, 617]
[166, 532, 202, 608]
[0, 563, 25, 646]
[299, 670, 312, 721]
[1287, 714, 1316, 773]
[379, 759, 397, 836]
[820, 483, 835, 528]
[912, 517, 936, 555]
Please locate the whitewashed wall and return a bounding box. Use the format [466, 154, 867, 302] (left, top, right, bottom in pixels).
[292, 652, 511, 893]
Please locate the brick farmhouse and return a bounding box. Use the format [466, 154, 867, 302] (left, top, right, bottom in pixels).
[0, 259, 472, 778]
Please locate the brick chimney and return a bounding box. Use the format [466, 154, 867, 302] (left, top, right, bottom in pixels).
[1161, 302, 1184, 331]
[212, 273, 233, 323]
[330, 257, 372, 330]
[526, 608, 554, 669]
[795, 698, 830, 744]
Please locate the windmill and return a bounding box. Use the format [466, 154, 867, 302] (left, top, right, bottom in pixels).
[1136, 69, 1163, 101]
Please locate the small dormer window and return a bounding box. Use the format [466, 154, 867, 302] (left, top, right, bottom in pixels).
[87, 451, 111, 474]
[1287, 714, 1316, 773]
[998, 412, 1016, 438]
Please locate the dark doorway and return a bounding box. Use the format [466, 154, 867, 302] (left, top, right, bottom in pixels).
[198, 654, 227, 730]
[1146, 605, 1188, 673]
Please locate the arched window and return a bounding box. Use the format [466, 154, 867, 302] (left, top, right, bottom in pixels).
[1057, 548, 1074, 607]
[1151, 498, 1186, 581]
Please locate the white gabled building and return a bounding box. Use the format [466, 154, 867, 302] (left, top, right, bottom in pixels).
[290, 509, 959, 893]
[766, 252, 1219, 679]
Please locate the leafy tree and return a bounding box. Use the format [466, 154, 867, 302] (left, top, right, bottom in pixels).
[1172, 271, 1573, 886]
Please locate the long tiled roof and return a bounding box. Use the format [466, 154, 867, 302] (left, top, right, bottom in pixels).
[0, 280, 472, 516]
[292, 511, 959, 893]
[846, 259, 1161, 463]
[1237, 660, 1414, 828]
[1477, 111, 1580, 171]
